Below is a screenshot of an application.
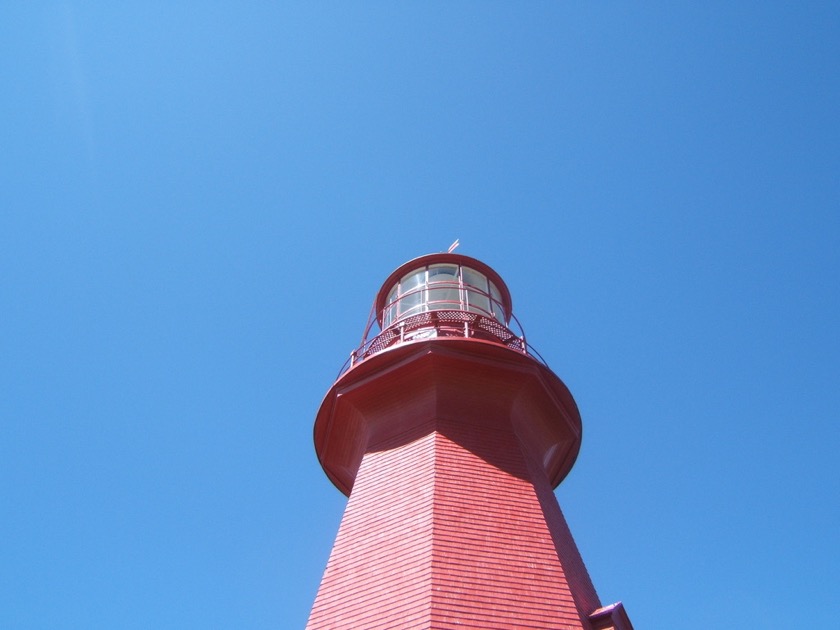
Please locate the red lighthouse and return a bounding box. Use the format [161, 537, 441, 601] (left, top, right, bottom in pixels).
[307, 253, 633, 630]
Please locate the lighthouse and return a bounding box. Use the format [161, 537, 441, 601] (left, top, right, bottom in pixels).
[307, 253, 633, 630]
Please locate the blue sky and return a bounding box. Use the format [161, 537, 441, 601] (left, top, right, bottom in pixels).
[1, 4, 838, 628]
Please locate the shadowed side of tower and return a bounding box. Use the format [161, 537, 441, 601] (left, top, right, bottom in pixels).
[307, 254, 633, 629]
[430, 417, 599, 628]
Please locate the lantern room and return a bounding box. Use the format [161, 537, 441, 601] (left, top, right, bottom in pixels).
[377, 256, 511, 329]
[336, 253, 527, 369]
[375, 253, 513, 327]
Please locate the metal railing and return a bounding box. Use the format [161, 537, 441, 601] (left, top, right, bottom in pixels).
[336, 307, 550, 379]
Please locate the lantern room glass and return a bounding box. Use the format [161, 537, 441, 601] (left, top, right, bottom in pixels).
[382, 263, 507, 328]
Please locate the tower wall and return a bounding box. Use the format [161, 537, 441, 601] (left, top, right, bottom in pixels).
[309, 341, 600, 629]
[308, 425, 436, 628]
[308, 415, 600, 629]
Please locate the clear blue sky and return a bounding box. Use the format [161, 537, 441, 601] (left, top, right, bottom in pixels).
[2, 4, 838, 628]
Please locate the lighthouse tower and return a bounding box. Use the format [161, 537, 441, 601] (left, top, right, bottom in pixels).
[307, 253, 633, 630]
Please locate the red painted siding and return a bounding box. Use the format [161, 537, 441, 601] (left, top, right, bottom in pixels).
[307, 428, 435, 629]
[307, 414, 601, 629]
